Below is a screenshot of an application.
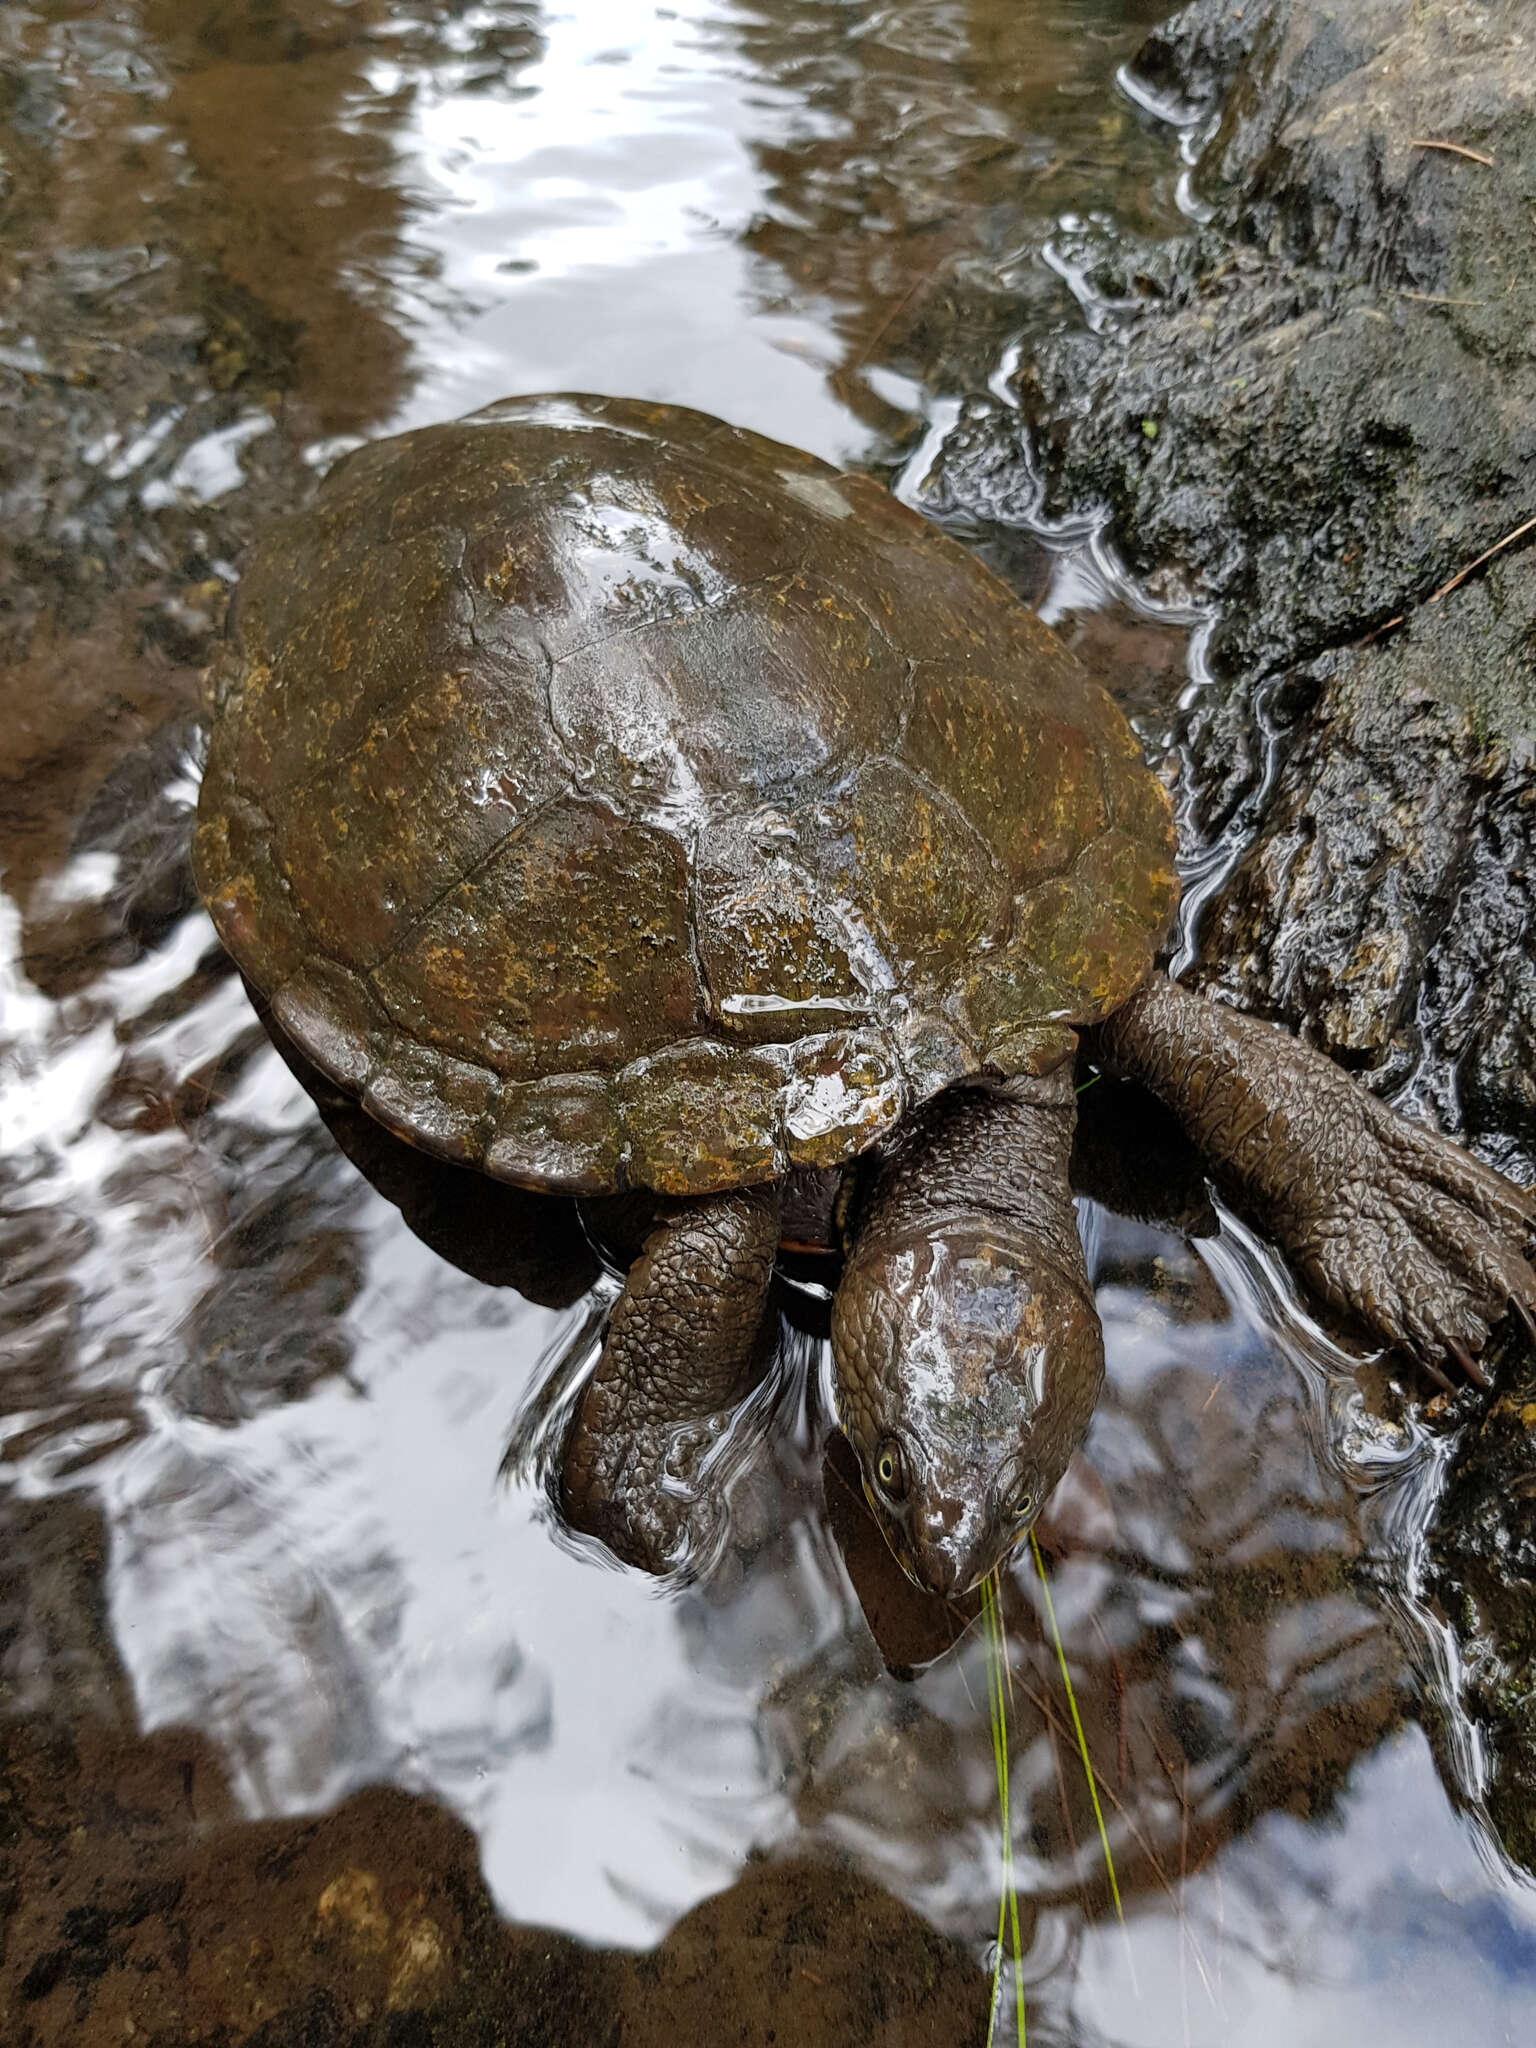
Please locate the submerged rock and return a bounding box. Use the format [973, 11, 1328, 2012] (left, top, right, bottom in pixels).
[0, 1492, 988, 2048]
[1, 1709, 987, 2048]
[936, 0, 1536, 1870]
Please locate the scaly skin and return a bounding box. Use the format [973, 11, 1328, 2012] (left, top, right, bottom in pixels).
[560, 1184, 780, 1573]
[1095, 973, 1536, 1374]
[830, 1071, 1104, 1597]
[562, 978, 1536, 1587]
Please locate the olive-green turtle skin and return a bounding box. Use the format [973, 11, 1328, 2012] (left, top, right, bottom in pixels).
[194, 393, 1177, 1199]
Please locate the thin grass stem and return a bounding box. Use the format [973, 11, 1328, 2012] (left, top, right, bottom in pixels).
[1030, 1531, 1124, 1925]
[981, 1574, 1026, 2046]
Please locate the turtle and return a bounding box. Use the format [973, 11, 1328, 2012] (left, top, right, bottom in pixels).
[195, 391, 1536, 1591]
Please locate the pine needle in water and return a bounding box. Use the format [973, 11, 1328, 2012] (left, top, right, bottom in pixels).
[981, 1573, 1026, 2048]
[1030, 1530, 1124, 1926]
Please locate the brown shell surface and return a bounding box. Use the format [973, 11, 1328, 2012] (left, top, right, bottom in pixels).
[195, 393, 1178, 1196]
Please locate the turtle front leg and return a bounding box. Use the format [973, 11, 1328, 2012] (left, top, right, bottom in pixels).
[1095, 973, 1536, 1382]
[560, 1184, 780, 1574]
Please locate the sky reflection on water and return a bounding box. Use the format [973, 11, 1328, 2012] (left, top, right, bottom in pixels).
[3, 2, 1536, 2041]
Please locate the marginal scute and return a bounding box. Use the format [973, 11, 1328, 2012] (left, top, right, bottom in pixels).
[269, 964, 382, 1093]
[960, 930, 1082, 1056]
[618, 1040, 783, 1195]
[363, 1042, 499, 1166]
[782, 1030, 905, 1168]
[196, 797, 311, 995]
[451, 410, 812, 657]
[489, 1073, 622, 1194]
[194, 391, 1183, 1195]
[893, 1010, 979, 1104]
[984, 1024, 1080, 1077]
[468, 391, 660, 441]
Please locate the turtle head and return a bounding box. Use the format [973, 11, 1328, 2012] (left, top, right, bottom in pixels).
[831, 1221, 1104, 1598]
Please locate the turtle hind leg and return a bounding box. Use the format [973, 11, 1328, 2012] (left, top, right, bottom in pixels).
[560, 1184, 781, 1575]
[1095, 972, 1536, 1383]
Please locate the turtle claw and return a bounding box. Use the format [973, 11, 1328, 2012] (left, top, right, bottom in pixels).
[1419, 1355, 1457, 1397]
[1448, 1336, 1490, 1390]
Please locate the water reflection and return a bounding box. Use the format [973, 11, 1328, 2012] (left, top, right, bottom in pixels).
[733, 0, 1178, 433]
[1, 1657, 991, 2039]
[5, 1, 1536, 2042]
[388, 0, 856, 454]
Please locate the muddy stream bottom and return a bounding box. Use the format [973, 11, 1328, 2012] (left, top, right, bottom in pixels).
[2, 2, 1535, 2043]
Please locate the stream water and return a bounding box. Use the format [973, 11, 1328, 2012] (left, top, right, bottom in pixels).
[3, 3, 1535, 2043]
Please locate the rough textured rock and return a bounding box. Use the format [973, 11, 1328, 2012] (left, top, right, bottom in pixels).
[935, 0, 1536, 1871]
[0, 1724, 990, 2048]
[1200, 557, 1536, 1161]
[935, 0, 1536, 1164]
[622, 1857, 991, 2048]
[1143, 0, 1536, 372]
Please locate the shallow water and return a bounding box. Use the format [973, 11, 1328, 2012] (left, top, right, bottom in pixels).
[3, 2, 1535, 2042]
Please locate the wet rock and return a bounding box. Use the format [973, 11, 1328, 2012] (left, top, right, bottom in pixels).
[1, 1712, 618, 2048]
[2, 1700, 987, 2048]
[934, 0, 1536, 1155]
[624, 1855, 991, 2048]
[935, 0, 1536, 1868]
[1023, 243, 1531, 684]
[1147, 0, 1536, 374]
[1199, 557, 1536, 1157]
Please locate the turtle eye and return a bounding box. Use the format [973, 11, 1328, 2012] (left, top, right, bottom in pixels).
[873, 1436, 908, 1501]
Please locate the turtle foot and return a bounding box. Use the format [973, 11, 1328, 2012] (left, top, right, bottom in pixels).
[560, 1409, 731, 1577]
[1280, 1080, 1536, 1386]
[1095, 974, 1535, 1388]
[556, 1183, 781, 1574]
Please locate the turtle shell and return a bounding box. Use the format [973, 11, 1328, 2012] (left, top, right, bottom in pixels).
[195, 393, 1177, 1197]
